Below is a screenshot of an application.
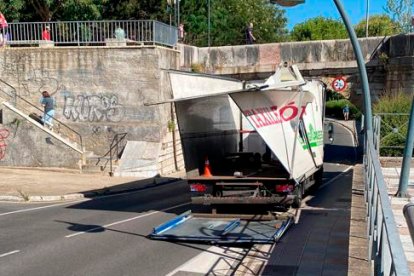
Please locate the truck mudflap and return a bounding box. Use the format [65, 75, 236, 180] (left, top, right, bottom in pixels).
[148, 211, 293, 244]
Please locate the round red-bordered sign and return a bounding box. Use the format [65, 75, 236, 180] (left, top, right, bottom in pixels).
[332, 76, 347, 92]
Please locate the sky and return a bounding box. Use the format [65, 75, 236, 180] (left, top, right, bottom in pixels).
[283, 0, 389, 30]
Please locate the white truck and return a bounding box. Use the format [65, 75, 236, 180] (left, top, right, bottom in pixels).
[148, 64, 326, 243]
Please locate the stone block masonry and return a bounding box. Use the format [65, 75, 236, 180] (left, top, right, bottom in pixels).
[0, 46, 185, 177]
[1, 34, 414, 176]
[178, 36, 414, 109]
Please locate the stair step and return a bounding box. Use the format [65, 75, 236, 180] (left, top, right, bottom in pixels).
[2, 101, 83, 153]
[81, 164, 118, 176]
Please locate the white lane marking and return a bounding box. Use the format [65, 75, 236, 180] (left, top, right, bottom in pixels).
[0, 180, 185, 217]
[166, 246, 246, 276]
[319, 165, 353, 190]
[0, 250, 20, 258]
[65, 202, 189, 238]
[235, 244, 275, 275]
[0, 200, 86, 217]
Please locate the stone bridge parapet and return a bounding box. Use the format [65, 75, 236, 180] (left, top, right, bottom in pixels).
[178, 37, 384, 78]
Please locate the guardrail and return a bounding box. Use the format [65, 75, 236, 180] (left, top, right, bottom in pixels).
[0, 79, 83, 152]
[4, 20, 177, 47]
[366, 129, 410, 275]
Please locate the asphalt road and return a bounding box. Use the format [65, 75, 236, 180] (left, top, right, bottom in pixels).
[0, 120, 357, 276]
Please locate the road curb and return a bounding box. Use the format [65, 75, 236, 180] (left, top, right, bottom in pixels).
[0, 177, 183, 203]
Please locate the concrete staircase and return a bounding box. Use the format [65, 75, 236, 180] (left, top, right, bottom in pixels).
[1, 100, 85, 155]
[81, 151, 120, 175]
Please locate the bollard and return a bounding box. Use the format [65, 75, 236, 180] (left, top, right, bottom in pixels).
[403, 203, 414, 246]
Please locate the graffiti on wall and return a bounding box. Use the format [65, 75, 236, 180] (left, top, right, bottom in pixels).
[63, 93, 125, 122]
[0, 128, 10, 160]
[0, 51, 112, 98]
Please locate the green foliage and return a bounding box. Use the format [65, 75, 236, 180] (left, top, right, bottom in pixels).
[385, 0, 414, 33]
[373, 92, 413, 156]
[325, 99, 361, 119]
[0, 0, 170, 21]
[59, 0, 108, 21]
[326, 89, 345, 101]
[290, 16, 347, 41]
[0, 0, 287, 47]
[102, 0, 169, 21]
[181, 0, 288, 46]
[373, 91, 413, 114]
[0, 0, 25, 21]
[354, 14, 401, 37]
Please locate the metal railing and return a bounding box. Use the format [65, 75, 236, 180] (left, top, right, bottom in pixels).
[0, 79, 83, 152]
[4, 20, 177, 47]
[96, 132, 128, 176]
[374, 113, 410, 156]
[367, 126, 410, 275]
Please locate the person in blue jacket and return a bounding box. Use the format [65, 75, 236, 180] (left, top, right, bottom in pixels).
[40, 91, 55, 130]
[343, 104, 350, 121]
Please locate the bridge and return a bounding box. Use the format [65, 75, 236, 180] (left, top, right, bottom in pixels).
[0, 19, 412, 274]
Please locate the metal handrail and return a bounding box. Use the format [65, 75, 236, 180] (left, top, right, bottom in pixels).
[365, 130, 410, 275]
[96, 132, 128, 176]
[5, 20, 177, 47]
[0, 79, 83, 151]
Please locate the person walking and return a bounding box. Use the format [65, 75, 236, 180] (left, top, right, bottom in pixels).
[245, 22, 256, 44]
[0, 12, 8, 46]
[42, 25, 51, 40]
[40, 91, 55, 130]
[343, 104, 350, 121]
[178, 23, 185, 42]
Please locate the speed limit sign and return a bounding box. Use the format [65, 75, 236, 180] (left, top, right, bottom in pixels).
[332, 76, 347, 92]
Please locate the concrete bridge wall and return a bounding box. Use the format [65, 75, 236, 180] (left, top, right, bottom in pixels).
[0, 35, 413, 174]
[0, 46, 184, 174]
[178, 36, 414, 108]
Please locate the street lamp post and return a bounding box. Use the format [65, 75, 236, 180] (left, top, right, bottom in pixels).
[272, 0, 372, 131]
[208, 0, 211, 47]
[365, 0, 369, 37]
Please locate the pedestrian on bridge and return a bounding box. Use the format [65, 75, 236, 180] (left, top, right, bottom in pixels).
[0, 12, 8, 46]
[245, 22, 256, 44]
[42, 25, 51, 41]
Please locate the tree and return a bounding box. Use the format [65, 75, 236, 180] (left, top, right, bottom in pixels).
[101, 0, 169, 21]
[58, 0, 108, 21]
[354, 14, 400, 37]
[290, 17, 347, 41]
[0, 1, 24, 21]
[180, 0, 288, 47]
[27, 0, 64, 21]
[385, 0, 413, 33]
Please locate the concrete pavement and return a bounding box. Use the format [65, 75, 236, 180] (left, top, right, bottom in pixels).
[381, 164, 414, 273]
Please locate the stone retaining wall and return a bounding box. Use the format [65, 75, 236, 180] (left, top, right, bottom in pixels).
[0, 46, 185, 175]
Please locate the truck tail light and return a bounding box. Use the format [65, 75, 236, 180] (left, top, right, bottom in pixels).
[275, 184, 294, 193]
[190, 183, 207, 192]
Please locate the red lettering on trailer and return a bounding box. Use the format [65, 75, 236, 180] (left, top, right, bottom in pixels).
[243, 103, 307, 129]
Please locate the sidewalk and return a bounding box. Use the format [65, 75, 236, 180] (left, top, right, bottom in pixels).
[0, 166, 182, 202]
[381, 165, 414, 273]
